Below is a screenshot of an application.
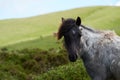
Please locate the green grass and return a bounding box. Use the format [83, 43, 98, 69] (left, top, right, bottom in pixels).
[0, 6, 120, 49]
[5, 36, 62, 50]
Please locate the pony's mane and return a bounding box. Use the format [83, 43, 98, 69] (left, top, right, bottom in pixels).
[57, 18, 76, 40]
[81, 25, 96, 33]
[81, 25, 117, 39]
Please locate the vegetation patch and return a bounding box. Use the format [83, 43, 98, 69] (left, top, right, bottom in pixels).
[0, 48, 91, 80]
[36, 60, 90, 80]
[0, 48, 69, 80]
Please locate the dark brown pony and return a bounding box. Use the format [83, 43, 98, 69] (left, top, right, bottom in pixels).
[57, 17, 120, 80]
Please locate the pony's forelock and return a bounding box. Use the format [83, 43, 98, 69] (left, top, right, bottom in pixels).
[57, 18, 76, 40]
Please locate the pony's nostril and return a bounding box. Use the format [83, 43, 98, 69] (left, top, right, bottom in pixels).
[69, 54, 77, 62]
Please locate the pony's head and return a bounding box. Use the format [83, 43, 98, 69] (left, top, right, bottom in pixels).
[57, 17, 82, 62]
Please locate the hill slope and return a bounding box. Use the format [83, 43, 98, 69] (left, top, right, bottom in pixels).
[0, 6, 120, 49]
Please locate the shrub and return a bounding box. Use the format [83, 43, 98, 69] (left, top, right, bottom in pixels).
[0, 48, 90, 80]
[36, 60, 90, 80]
[0, 48, 70, 79]
[0, 63, 26, 80]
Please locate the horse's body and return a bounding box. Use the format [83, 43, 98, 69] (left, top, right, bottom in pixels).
[57, 17, 120, 80]
[80, 25, 120, 80]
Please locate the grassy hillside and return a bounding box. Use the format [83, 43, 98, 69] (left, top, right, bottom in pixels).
[6, 36, 62, 50]
[0, 6, 120, 50]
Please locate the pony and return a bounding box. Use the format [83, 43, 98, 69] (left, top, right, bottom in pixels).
[57, 17, 120, 80]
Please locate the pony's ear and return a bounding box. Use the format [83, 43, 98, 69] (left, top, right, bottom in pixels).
[76, 16, 81, 26]
[61, 17, 65, 23]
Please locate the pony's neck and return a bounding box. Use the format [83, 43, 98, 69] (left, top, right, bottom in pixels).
[80, 26, 102, 49]
[79, 26, 102, 61]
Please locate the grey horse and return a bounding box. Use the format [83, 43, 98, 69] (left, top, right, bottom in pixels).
[57, 17, 120, 80]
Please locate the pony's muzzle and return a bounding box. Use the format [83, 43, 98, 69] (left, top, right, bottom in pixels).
[68, 53, 78, 62]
